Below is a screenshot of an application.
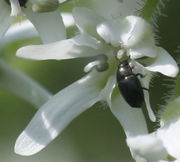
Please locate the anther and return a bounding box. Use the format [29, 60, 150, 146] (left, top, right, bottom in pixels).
[116, 49, 129, 61]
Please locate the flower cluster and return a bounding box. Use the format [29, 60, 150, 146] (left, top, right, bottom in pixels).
[0, 0, 66, 43]
[14, 6, 179, 162]
[0, 0, 57, 108]
[0, 0, 180, 162]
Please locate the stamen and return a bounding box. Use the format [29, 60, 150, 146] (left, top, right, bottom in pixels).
[84, 55, 109, 73]
[84, 61, 100, 73]
[116, 49, 130, 63]
[96, 55, 109, 72]
[116, 49, 125, 60]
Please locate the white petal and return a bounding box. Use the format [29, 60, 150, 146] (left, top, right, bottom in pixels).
[99, 75, 116, 106]
[9, 0, 22, 16]
[110, 94, 148, 161]
[130, 62, 156, 122]
[3, 20, 38, 46]
[61, 13, 74, 27]
[121, 16, 153, 48]
[128, 39, 157, 59]
[97, 16, 153, 48]
[145, 47, 179, 77]
[127, 133, 167, 162]
[157, 118, 180, 159]
[3, 13, 74, 46]
[144, 88, 156, 122]
[110, 94, 148, 137]
[97, 18, 123, 47]
[72, 7, 105, 38]
[0, 60, 51, 108]
[24, 5, 66, 43]
[17, 33, 104, 60]
[15, 71, 103, 156]
[0, 1, 12, 39]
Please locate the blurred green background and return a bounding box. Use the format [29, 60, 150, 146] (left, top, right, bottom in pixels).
[0, 0, 179, 162]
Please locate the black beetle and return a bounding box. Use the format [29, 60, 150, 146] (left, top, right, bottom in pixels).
[116, 60, 147, 108]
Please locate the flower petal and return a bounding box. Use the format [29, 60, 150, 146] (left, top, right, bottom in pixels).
[72, 7, 105, 38]
[99, 75, 116, 106]
[127, 133, 168, 162]
[61, 13, 74, 27]
[144, 87, 156, 122]
[17, 33, 104, 60]
[3, 13, 74, 46]
[3, 20, 38, 46]
[145, 47, 179, 77]
[97, 18, 123, 47]
[24, 5, 66, 43]
[121, 16, 154, 48]
[97, 16, 153, 48]
[15, 71, 103, 156]
[128, 40, 157, 59]
[0, 60, 51, 108]
[0, 1, 12, 40]
[157, 118, 180, 159]
[131, 62, 156, 122]
[110, 94, 149, 161]
[110, 94, 148, 137]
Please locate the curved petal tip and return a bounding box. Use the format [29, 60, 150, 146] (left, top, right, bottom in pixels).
[15, 131, 44, 156]
[146, 47, 179, 77]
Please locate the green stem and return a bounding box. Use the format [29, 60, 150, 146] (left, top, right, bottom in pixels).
[140, 0, 160, 21]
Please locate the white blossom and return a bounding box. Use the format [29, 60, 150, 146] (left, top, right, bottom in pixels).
[0, 0, 66, 43]
[15, 6, 179, 161]
[0, 1, 74, 109]
[1, 13, 74, 46]
[127, 97, 180, 162]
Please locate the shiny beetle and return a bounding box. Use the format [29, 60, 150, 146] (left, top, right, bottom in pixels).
[116, 60, 146, 108]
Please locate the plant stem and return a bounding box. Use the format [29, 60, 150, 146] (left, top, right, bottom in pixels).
[140, 0, 160, 21]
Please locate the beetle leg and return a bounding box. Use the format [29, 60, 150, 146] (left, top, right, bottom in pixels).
[130, 65, 135, 69]
[136, 73, 146, 78]
[142, 87, 149, 91]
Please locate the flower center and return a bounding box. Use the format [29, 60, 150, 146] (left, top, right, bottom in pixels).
[5, 0, 28, 7]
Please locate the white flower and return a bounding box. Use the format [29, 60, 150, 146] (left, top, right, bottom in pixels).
[15, 7, 179, 160]
[0, 2, 74, 107]
[1, 12, 74, 46]
[0, 0, 66, 43]
[127, 97, 180, 162]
